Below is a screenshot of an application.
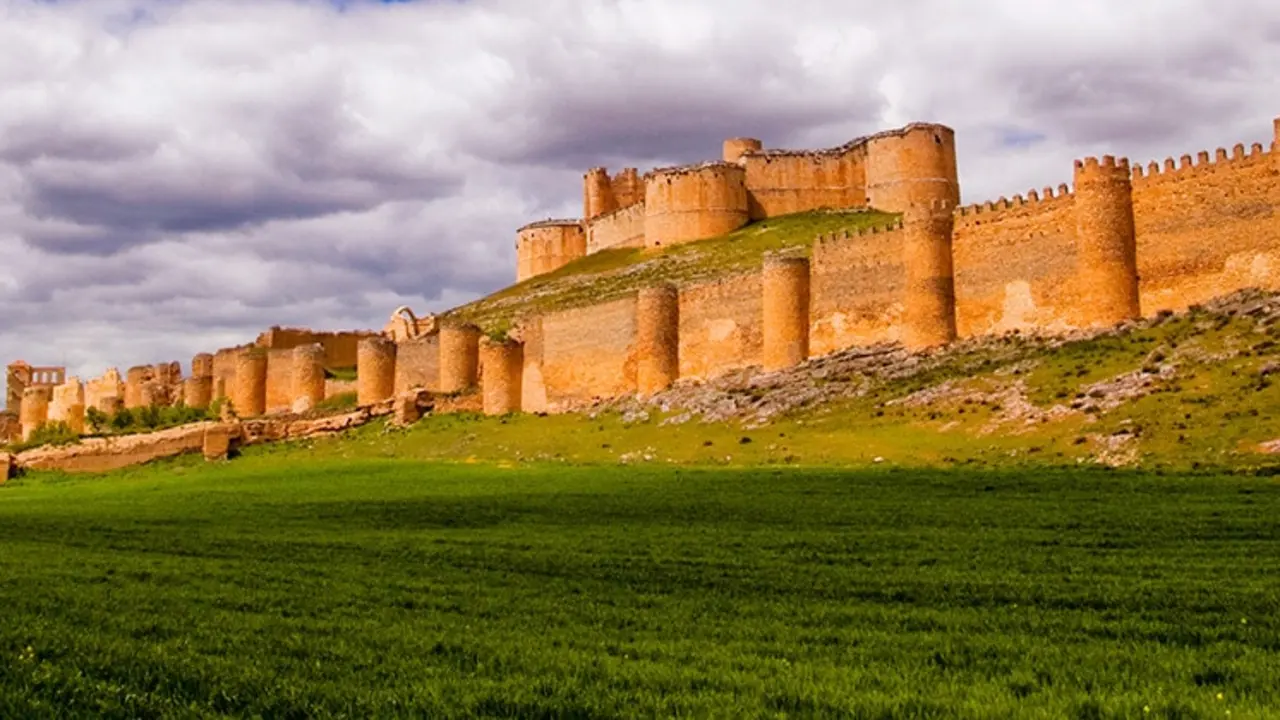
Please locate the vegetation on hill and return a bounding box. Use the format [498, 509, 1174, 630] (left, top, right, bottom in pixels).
[446, 209, 898, 331]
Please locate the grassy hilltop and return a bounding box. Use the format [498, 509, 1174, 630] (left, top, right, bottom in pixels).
[446, 209, 897, 331]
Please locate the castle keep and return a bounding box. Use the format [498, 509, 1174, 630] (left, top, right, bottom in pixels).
[9, 115, 1280, 446]
[517, 123, 960, 281]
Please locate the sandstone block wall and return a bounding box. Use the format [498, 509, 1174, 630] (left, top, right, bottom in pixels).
[743, 149, 865, 220]
[255, 328, 375, 370]
[586, 202, 646, 254]
[678, 272, 764, 380]
[394, 334, 440, 396]
[810, 222, 907, 354]
[19, 387, 50, 441]
[864, 124, 960, 213]
[1132, 143, 1280, 313]
[951, 188, 1079, 337]
[524, 296, 638, 410]
[644, 163, 749, 249]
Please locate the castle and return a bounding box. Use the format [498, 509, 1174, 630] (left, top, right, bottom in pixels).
[7, 115, 1280, 448]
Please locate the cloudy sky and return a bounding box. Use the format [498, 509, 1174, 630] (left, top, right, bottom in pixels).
[3, 0, 1280, 398]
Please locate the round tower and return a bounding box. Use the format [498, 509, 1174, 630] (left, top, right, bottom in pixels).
[191, 353, 214, 379]
[762, 255, 811, 370]
[864, 123, 960, 212]
[357, 337, 396, 407]
[480, 337, 524, 415]
[1073, 156, 1140, 327]
[184, 376, 213, 410]
[124, 366, 149, 409]
[19, 386, 50, 441]
[516, 221, 587, 282]
[636, 284, 680, 394]
[644, 163, 749, 249]
[902, 200, 957, 349]
[292, 343, 327, 412]
[583, 167, 618, 220]
[50, 378, 85, 434]
[723, 137, 763, 164]
[611, 168, 642, 208]
[439, 323, 481, 393]
[232, 350, 268, 417]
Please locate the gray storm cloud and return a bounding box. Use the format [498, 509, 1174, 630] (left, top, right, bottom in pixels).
[2, 0, 1280, 398]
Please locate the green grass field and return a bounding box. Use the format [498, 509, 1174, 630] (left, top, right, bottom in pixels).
[2, 452, 1278, 718]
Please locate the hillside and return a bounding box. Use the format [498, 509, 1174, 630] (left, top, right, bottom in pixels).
[446, 209, 898, 331]
[9, 288, 1280, 475]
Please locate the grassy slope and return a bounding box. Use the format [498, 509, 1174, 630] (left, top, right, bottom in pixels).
[1, 461, 1278, 718]
[447, 210, 898, 331]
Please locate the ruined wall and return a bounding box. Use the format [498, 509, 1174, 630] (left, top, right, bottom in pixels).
[742, 148, 866, 220]
[951, 188, 1079, 337]
[1132, 143, 1280, 313]
[810, 222, 907, 355]
[586, 202, 646, 254]
[611, 168, 642, 210]
[516, 220, 587, 282]
[678, 272, 764, 379]
[644, 163, 749, 248]
[256, 328, 374, 369]
[394, 334, 440, 395]
[530, 297, 638, 410]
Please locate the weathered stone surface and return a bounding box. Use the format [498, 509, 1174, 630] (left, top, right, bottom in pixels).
[0, 452, 13, 484]
[16, 422, 216, 474]
[202, 425, 235, 461]
[393, 395, 422, 426]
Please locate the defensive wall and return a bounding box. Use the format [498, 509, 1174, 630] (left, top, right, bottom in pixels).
[515, 122, 960, 282]
[11, 116, 1280, 445]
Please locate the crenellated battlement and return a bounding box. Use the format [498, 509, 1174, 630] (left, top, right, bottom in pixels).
[1131, 141, 1271, 186]
[1074, 155, 1132, 182]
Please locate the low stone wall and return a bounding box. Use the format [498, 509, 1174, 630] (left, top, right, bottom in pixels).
[7, 389, 450, 476]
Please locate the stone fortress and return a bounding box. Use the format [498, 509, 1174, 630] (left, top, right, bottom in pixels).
[7, 115, 1280, 447]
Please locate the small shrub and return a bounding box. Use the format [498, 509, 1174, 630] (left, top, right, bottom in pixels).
[9, 421, 81, 452]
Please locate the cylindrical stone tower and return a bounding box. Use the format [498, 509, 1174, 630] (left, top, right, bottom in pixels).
[292, 343, 327, 412]
[439, 324, 481, 393]
[357, 337, 396, 407]
[516, 221, 587, 282]
[124, 366, 149, 409]
[191, 353, 214, 379]
[19, 387, 51, 441]
[232, 351, 268, 418]
[184, 376, 213, 410]
[762, 255, 812, 370]
[636, 285, 681, 394]
[140, 381, 164, 408]
[723, 137, 763, 164]
[902, 200, 958, 349]
[1073, 156, 1140, 327]
[480, 337, 524, 416]
[584, 167, 619, 220]
[864, 124, 960, 213]
[50, 379, 86, 434]
[644, 163, 750, 248]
